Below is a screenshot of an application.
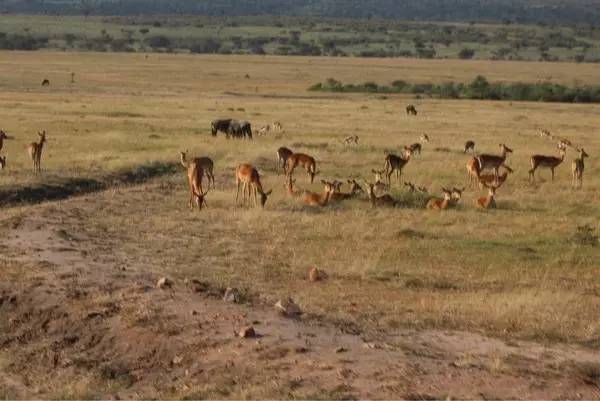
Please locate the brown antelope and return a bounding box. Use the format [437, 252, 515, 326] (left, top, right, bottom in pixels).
[284, 175, 304, 198]
[364, 181, 397, 207]
[235, 164, 272, 208]
[286, 152, 318, 183]
[302, 180, 335, 207]
[557, 138, 572, 149]
[466, 156, 481, 187]
[180, 151, 215, 189]
[406, 143, 422, 156]
[478, 165, 513, 189]
[27, 131, 46, 173]
[476, 184, 497, 209]
[406, 104, 418, 115]
[529, 145, 566, 183]
[426, 188, 453, 210]
[540, 129, 552, 139]
[180, 152, 210, 210]
[330, 179, 363, 202]
[0, 156, 5, 170]
[476, 143, 513, 179]
[383, 148, 413, 185]
[258, 125, 270, 136]
[277, 147, 293, 174]
[572, 148, 589, 188]
[464, 140, 475, 153]
[451, 187, 464, 205]
[420, 134, 430, 143]
[272, 121, 283, 131]
[0, 130, 9, 152]
[371, 169, 390, 194]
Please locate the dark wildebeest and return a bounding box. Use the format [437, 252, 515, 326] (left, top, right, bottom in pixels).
[240, 121, 253, 139]
[406, 104, 417, 115]
[464, 140, 475, 153]
[211, 119, 232, 137]
[41, 79, 50, 86]
[228, 120, 244, 139]
[277, 147, 293, 173]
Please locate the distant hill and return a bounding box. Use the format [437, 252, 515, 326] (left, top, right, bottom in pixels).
[1, 0, 600, 25]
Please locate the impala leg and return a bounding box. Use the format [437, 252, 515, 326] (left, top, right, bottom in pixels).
[551, 168, 555, 181]
[235, 181, 241, 205]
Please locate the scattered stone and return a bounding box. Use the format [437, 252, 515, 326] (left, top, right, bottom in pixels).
[156, 277, 173, 289]
[223, 287, 240, 303]
[171, 355, 183, 366]
[335, 346, 348, 353]
[275, 298, 303, 317]
[295, 346, 309, 354]
[237, 325, 257, 338]
[190, 310, 198, 316]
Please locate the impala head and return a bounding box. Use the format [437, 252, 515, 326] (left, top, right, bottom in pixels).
[0, 130, 7, 140]
[420, 134, 430, 143]
[0, 156, 5, 170]
[578, 148, 589, 159]
[321, 180, 335, 194]
[347, 179, 364, 194]
[451, 187, 465, 202]
[331, 180, 343, 193]
[210, 122, 217, 136]
[499, 143, 512, 154]
[404, 181, 416, 192]
[403, 147, 413, 158]
[441, 188, 453, 201]
[38, 130, 46, 144]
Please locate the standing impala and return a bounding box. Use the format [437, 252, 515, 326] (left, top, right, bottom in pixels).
[277, 147, 293, 174]
[383, 147, 413, 185]
[180, 152, 209, 210]
[528, 145, 566, 183]
[27, 131, 46, 174]
[235, 164, 272, 208]
[571, 148, 589, 188]
[476, 143, 513, 179]
[0, 130, 10, 153]
[286, 152, 318, 183]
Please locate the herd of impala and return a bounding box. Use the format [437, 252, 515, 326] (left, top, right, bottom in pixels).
[0, 120, 590, 212]
[176, 120, 591, 211]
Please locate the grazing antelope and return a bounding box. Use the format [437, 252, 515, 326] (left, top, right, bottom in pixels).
[426, 188, 453, 210]
[180, 152, 210, 211]
[466, 156, 481, 188]
[277, 146, 293, 173]
[180, 151, 214, 189]
[406, 104, 418, 115]
[41, 79, 50, 86]
[371, 169, 390, 194]
[341, 135, 359, 145]
[330, 179, 363, 202]
[364, 182, 397, 207]
[0, 156, 5, 170]
[478, 165, 513, 189]
[258, 125, 270, 136]
[476, 143, 513, 179]
[272, 121, 283, 131]
[27, 131, 46, 173]
[235, 164, 272, 208]
[557, 138, 572, 149]
[528, 145, 566, 183]
[383, 148, 413, 185]
[476, 184, 497, 209]
[405, 143, 422, 156]
[420, 133, 430, 143]
[286, 152, 318, 183]
[302, 180, 335, 207]
[540, 129, 552, 139]
[572, 148, 589, 188]
[464, 140, 475, 153]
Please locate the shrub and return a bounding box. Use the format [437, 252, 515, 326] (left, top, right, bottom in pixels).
[458, 47, 475, 59]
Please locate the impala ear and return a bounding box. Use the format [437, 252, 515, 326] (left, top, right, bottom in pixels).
[265, 189, 272, 196]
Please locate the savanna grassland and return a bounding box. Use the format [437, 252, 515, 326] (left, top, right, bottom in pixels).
[1, 52, 599, 399]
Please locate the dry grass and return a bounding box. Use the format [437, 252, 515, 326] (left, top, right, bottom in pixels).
[0, 51, 599, 347]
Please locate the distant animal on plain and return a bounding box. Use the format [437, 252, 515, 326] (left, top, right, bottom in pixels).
[528, 144, 567, 183]
[476, 184, 498, 209]
[341, 135, 359, 145]
[286, 153, 318, 183]
[406, 104, 418, 115]
[180, 151, 210, 210]
[277, 147, 293, 173]
[302, 180, 335, 207]
[235, 163, 272, 208]
[572, 148, 589, 188]
[364, 181, 398, 207]
[464, 140, 475, 153]
[476, 143, 513, 179]
[420, 134, 430, 143]
[426, 188, 453, 210]
[478, 165, 513, 189]
[405, 143, 422, 155]
[383, 148, 413, 185]
[41, 79, 50, 86]
[27, 131, 46, 174]
[211, 118, 232, 137]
